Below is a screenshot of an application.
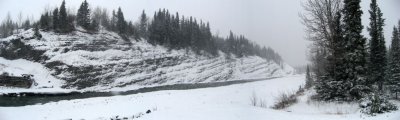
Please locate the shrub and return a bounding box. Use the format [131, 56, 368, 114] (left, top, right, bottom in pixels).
[272, 91, 298, 109]
[360, 93, 398, 116]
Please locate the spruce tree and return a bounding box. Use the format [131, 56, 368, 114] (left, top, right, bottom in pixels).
[227, 31, 235, 54]
[139, 10, 148, 39]
[368, 0, 386, 91]
[53, 8, 59, 31]
[90, 19, 99, 31]
[305, 65, 313, 89]
[148, 11, 160, 45]
[387, 27, 400, 99]
[116, 7, 126, 34]
[77, 0, 91, 29]
[33, 24, 42, 40]
[342, 0, 369, 100]
[59, 0, 68, 32]
[126, 21, 134, 36]
[22, 19, 31, 30]
[317, 11, 347, 101]
[39, 12, 50, 30]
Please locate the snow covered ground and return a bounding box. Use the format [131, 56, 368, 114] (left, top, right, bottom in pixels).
[1, 75, 398, 120]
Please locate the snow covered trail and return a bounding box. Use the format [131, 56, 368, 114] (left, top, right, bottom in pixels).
[0, 75, 398, 120]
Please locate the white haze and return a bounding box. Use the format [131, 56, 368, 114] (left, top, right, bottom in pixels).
[0, 0, 399, 66]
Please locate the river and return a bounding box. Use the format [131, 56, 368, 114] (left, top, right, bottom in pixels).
[0, 77, 278, 107]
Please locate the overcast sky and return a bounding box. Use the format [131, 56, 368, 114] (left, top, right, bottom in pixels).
[0, 0, 399, 66]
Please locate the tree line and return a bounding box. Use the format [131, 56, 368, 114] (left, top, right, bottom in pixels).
[0, 0, 283, 65]
[302, 0, 399, 114]
[146, 9, 282, 64]
[0, 13, 33, 38]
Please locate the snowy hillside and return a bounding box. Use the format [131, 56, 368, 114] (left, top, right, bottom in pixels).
[0, 29, 294, 92]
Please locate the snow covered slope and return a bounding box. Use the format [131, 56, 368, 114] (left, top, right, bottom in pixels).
[0, 57, 69, 93]
[1, 75, 398, 120]
[0, 29, 294, 91]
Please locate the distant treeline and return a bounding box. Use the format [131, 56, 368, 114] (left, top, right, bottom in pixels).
[0, 0, 283, 64]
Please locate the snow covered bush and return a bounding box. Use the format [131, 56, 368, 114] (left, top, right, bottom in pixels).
[272, 91, 298, 109]
[360, 93, 398, 115]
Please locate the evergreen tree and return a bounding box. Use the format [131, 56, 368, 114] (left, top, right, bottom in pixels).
[169, 13, 180, 49]
[116, 7, 126, 34]
[227, 31, 235, 55]
[148, 12, 158, 45]
[77, 0, 91, 29]
[205, 22, 217, 56]
[110, 10, 117, 31]
[127, 21, 139, 39]
[342, 0, 369, 100]
[22, 19, 31, 30]
[53, 8, 59, 31]
[368, 0, 386, 91]
[139, 10, 148, 39]
[305, 65, 313, 89]
[315, 11, 347, 101]
[188, 16, 194, 48]
[39, 12, 50, 30]
[144, 8, 281, 62]
[332, 12, 348, 99]
[149, 9, 164, 45]
[59, 0, 68, 32]
[126, 21, 134, 36]
[89, 19, 99, 32]
[33, 24, 42, 40]
[387, 27, 400, 99]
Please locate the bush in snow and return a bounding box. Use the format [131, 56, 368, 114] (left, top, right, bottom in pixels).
[360, 93, 398, 116]
[272, 86, 306, 110]
[272, 91, 298, 109]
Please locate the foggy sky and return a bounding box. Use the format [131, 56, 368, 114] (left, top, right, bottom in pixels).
[0, 0, 399, 66]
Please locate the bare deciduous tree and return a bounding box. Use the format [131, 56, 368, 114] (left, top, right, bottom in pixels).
[18, 12, 23, 33]
[300, 0, 342, 80]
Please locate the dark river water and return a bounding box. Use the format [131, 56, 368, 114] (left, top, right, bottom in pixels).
[0, 77, 277, 107]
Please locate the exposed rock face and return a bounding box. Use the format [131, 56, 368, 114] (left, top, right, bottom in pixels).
[0, 29, 294, 90]
[0, 75, 33, 88]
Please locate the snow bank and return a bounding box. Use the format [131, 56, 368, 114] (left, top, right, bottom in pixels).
[0, 75, 303, 120]
[1, 75, 397, 120]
